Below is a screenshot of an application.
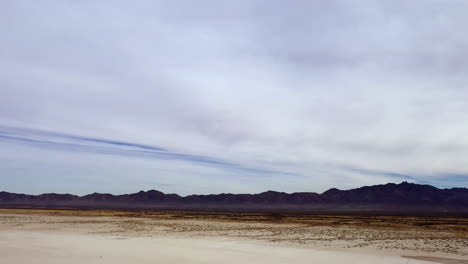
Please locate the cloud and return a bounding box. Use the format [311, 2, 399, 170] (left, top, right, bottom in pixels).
[1, 0, 468, 194]
[0, 125, 293, 176]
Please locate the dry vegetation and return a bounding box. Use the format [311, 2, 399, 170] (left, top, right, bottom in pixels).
[1, 208, 467, 257]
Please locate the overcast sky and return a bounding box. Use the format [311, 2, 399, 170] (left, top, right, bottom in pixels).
[1, 0, 468, 195]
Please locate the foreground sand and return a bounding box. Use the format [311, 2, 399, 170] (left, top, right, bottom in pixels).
[1, 209, 467, 263]
[1, 230, 433, 264]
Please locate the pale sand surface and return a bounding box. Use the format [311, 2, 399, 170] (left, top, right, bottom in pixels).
[1, 230, 429, 264]
[403, 256, 468, 264]
[1, 210, 467, 263]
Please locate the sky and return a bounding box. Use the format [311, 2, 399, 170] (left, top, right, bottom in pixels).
[1, 0, 468, 195]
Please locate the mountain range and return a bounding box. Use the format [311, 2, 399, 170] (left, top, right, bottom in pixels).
[1, 182, 468, 214]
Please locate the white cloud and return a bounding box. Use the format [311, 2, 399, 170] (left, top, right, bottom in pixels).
[1, 0, 468, 194]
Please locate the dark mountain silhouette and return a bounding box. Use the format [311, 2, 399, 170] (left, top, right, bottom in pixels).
[1, 182, 467, 214]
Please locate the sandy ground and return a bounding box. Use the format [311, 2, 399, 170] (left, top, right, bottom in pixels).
[0, 230, 433, 264]
[1, 210, 467, 264]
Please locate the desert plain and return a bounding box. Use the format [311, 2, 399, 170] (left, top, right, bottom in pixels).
[1, 208, 468, 264]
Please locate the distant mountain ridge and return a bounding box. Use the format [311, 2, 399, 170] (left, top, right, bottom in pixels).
[1, 182, 468, 214]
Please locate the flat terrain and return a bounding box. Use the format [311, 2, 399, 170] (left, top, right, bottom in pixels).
[1, 208, 468, 263]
